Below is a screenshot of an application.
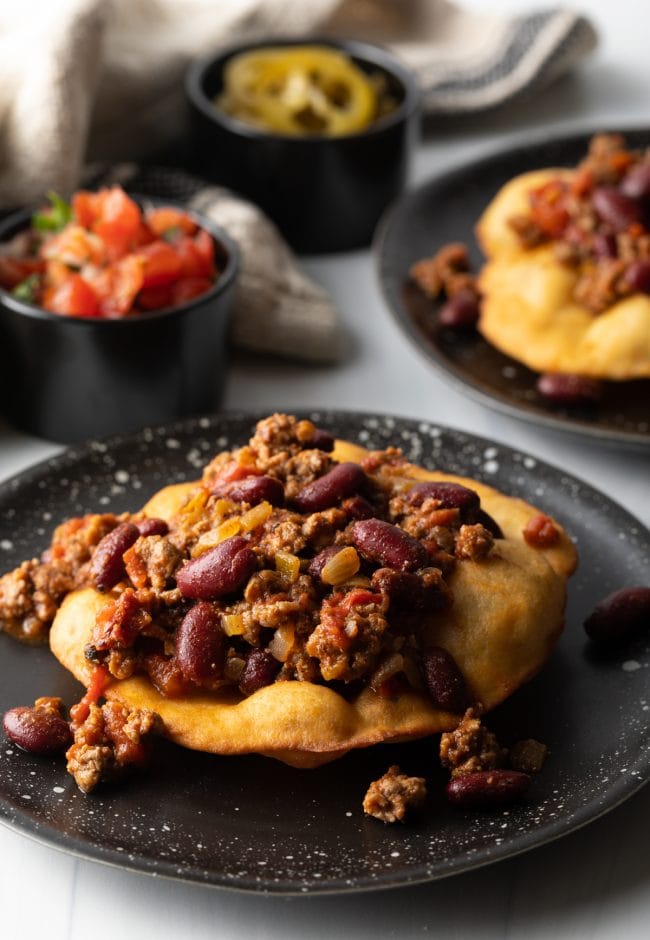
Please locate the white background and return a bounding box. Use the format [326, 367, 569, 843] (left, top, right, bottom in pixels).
[1, 1, 649, 937]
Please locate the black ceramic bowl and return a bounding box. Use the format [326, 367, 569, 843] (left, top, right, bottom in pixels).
[185, 38, 420, 253]
[0, 201, 238, 443]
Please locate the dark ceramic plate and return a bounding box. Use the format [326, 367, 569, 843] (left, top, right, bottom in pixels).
[0, 411, 649, 894]
[374, 127, 650, 450]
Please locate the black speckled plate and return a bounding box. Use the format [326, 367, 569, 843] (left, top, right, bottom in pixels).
[0, 411, 649, 894]
[374, 127, 650, 450]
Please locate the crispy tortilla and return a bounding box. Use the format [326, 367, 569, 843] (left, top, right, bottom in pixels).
[50, 440, 577, 768]
[476, 169, 650, 380]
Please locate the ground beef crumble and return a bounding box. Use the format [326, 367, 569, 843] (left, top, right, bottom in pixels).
[306, 589, 390, 682]
[0, 514, 121, 643]
[409, 242, 477, 299]
[363, 764, 427, 823]
[454, 523, 494, 561]
[123, 535, 182, 592]
[439, 708, 506, 778]
[66, 701, 162, 793]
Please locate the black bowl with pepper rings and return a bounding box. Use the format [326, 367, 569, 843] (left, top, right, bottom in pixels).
[185, 38, 421, 254]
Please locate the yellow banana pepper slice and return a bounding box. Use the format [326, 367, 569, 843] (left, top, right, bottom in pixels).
[218, 45, 378, 136]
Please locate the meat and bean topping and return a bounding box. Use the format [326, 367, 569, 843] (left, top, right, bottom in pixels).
[1, 415, 502, 708]
[509, 133, 650, 313]
[412, 135, 650, 319]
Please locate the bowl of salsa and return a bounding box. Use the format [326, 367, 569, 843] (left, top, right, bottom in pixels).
[0, 187, 238, 442]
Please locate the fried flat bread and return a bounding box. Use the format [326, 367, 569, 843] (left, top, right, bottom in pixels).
[50, 440, 577, 768]
[476, 169, 650, 380]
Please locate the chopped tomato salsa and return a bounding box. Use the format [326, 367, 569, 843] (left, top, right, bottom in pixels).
[0, 187, 220, 318]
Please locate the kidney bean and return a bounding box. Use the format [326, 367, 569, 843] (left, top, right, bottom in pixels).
[175, 602, 224, 683]
[475, 509, 503, 539]
[90, 522, 140, 592]
[176, 536, 257, 599]
[306, 428, 335, 452]
[342, 495, 375, 520]
[307, 545, 342, 581]
[592, 186, 641, 231]
[623, 259, 650, 294]
[446, 770, 531, 809]
[223, 475, 284, 506]
[349, 519, 428, 572]
[239, 648, 280, 695]
[371, 569, 448, 613]
[421, 646, 472, 712]
[536, 372, 603, 405]
[136, 517, 169, 537]
[584, 586, 650, 646]
[293, 462, 366, 513]
[3, 703, 72, 755]
[438, 287, 480, 329]
[592, 232, 618, 259]
[621, 162, 650, 200]
[407, 481, 480, 519]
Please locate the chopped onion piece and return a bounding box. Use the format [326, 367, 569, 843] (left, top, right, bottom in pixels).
[275, 551, 301, 582]
[268, 623, 295, 662]
[222, 613, 245, 636]
[321, 546, 360, 585]
[240, 500, 272, 532]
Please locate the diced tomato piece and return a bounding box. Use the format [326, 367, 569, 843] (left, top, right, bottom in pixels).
[215, 461, 261, 485]
[131, 221, 157, 248]
[72, 190, 101, 228]
[609, 151, 634, 176]
[175, 238, 207, 279]
[194, 228, 216, 273]
[86, 255, 144, 317]
[172, 277, 213, 304]
[529, 180, 571, 238]
[340, 589, 383, 611]
[571, 166, 594, 198]
[42, 224, 105, 267]
[176, 230, 216, 279]
[45, 259, 74, 288]
[138, 240, 183, 288]
[136, 284, 175, 311]
[93, 187, 142, 260]
[105, 255, 145, 317]
[146, 207, 197, 237]
[43, 274, 100, 318]
[70, 665, 110, 728]
[0, 257, 45, 290]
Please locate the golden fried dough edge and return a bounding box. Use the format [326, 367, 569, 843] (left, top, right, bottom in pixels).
[49, 438, 575, 766]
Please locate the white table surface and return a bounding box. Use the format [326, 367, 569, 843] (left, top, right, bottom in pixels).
[1, 1, 649, 937]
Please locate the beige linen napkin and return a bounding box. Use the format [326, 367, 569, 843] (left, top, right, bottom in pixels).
[0, 0, 597, 361]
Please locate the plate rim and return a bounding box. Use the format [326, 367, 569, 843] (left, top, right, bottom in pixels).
[1, 407, 649, 894]
[373, 123, 650, 451]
